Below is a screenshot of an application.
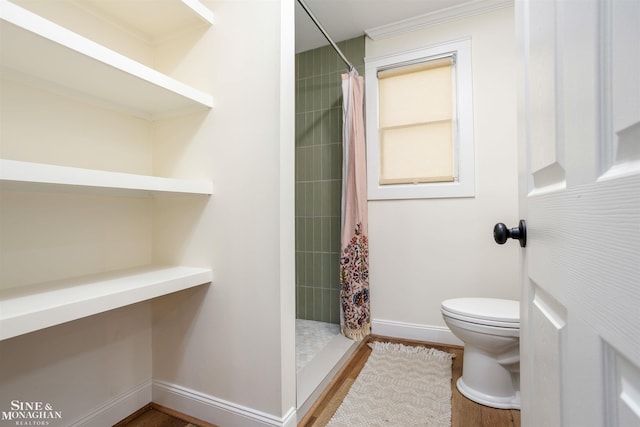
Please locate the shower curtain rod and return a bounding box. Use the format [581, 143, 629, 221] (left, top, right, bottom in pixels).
[297, 0, 356, 72]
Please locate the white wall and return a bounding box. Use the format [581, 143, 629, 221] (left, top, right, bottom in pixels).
[0, 306, 153, 426]
[151, 0, 297, 425]
[366, 6, 521, 339]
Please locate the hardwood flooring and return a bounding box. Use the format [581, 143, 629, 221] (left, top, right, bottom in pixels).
[114, 403, 218, 427]
[299, 335, 521, 427]
[117, 335, 520, 427]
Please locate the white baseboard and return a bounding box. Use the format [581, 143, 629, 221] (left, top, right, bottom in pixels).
[152, 380, 297, 427]
[372, 319, 463, 346]
[69, 380, 152, 427]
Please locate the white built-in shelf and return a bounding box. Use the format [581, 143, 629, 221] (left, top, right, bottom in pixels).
[82, 0, 215, 41]
[0, 1, 216, 342]
[0, 265, 213, 341]
[0, 159, 213, 196]
[0, 0, 214, 119]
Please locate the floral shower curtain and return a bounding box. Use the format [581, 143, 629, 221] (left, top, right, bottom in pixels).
[340, 70, 370, 341]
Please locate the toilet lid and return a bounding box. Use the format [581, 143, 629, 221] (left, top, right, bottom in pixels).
[441, 298, 520, 326]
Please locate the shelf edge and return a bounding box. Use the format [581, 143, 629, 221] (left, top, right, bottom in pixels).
[182, 0, 215, 26]
[0, 266, 213, 341]
[0, 159, 213, 196]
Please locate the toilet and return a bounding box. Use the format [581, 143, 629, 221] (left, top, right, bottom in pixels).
[441, 297, 520, 409]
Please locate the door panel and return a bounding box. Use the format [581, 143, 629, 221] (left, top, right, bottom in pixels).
[530, 283, 565, 427]
[606, 348, 640, 426]
[528, 0, 565, 191]
[518, 1, 640, 426]
[602, 0, 640, 176]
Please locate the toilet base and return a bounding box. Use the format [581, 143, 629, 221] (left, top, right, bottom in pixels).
[457, 377, 521, 410]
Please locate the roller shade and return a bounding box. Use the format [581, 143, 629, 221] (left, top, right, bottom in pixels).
[378, 56, 455, 185]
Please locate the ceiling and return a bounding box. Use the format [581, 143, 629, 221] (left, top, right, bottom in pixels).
[295, 0, 474, 53]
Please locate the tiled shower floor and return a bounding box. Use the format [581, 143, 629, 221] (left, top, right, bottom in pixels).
[296, 319, 341, 372]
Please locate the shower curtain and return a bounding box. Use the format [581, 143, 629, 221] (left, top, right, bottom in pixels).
[340, 70, 370, 341]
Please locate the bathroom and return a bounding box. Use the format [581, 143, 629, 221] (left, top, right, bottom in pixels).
[294, 0, 520, 413]
[0, 0, 517, 425]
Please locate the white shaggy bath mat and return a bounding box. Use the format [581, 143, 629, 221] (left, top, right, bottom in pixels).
[327, 342, 455, 427]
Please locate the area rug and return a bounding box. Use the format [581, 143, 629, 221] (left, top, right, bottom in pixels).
[327, 342, 455, 427]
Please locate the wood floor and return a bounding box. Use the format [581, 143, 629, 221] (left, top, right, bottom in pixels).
[117, 335, 520, 427]
[114, 403, 218, 427]
[299, 335, 521, 427]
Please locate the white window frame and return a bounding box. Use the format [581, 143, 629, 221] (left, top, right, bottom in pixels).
[365, 38, 475, 200]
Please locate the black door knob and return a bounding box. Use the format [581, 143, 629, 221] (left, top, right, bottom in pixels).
[494, 220, 527, 247]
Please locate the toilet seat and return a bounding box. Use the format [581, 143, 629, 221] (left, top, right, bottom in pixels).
[442, 298, 519, 328]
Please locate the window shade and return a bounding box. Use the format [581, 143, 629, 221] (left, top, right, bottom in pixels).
[378, 56, 455, 185]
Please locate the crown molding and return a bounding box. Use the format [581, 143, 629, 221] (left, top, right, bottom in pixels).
[365, 0, 513, 40]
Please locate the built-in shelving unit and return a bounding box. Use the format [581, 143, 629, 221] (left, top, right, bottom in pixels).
[0, 159, 214, 196]
[1, 0, 213, 119]
[0, 0, 215, 341]
[0, 266, 213, 341]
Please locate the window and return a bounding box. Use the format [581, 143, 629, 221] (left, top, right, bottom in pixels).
[365, 39, 474, 199]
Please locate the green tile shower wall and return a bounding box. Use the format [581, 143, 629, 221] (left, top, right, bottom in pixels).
[295, 36, 365, 324]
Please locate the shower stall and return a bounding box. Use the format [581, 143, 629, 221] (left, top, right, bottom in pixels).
[294, 35, 365, 412]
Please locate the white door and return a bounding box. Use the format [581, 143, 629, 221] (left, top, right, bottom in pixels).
[516, 0, 640, 426]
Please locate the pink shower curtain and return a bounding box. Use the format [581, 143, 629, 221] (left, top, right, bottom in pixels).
[340, 70, 370, 341]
